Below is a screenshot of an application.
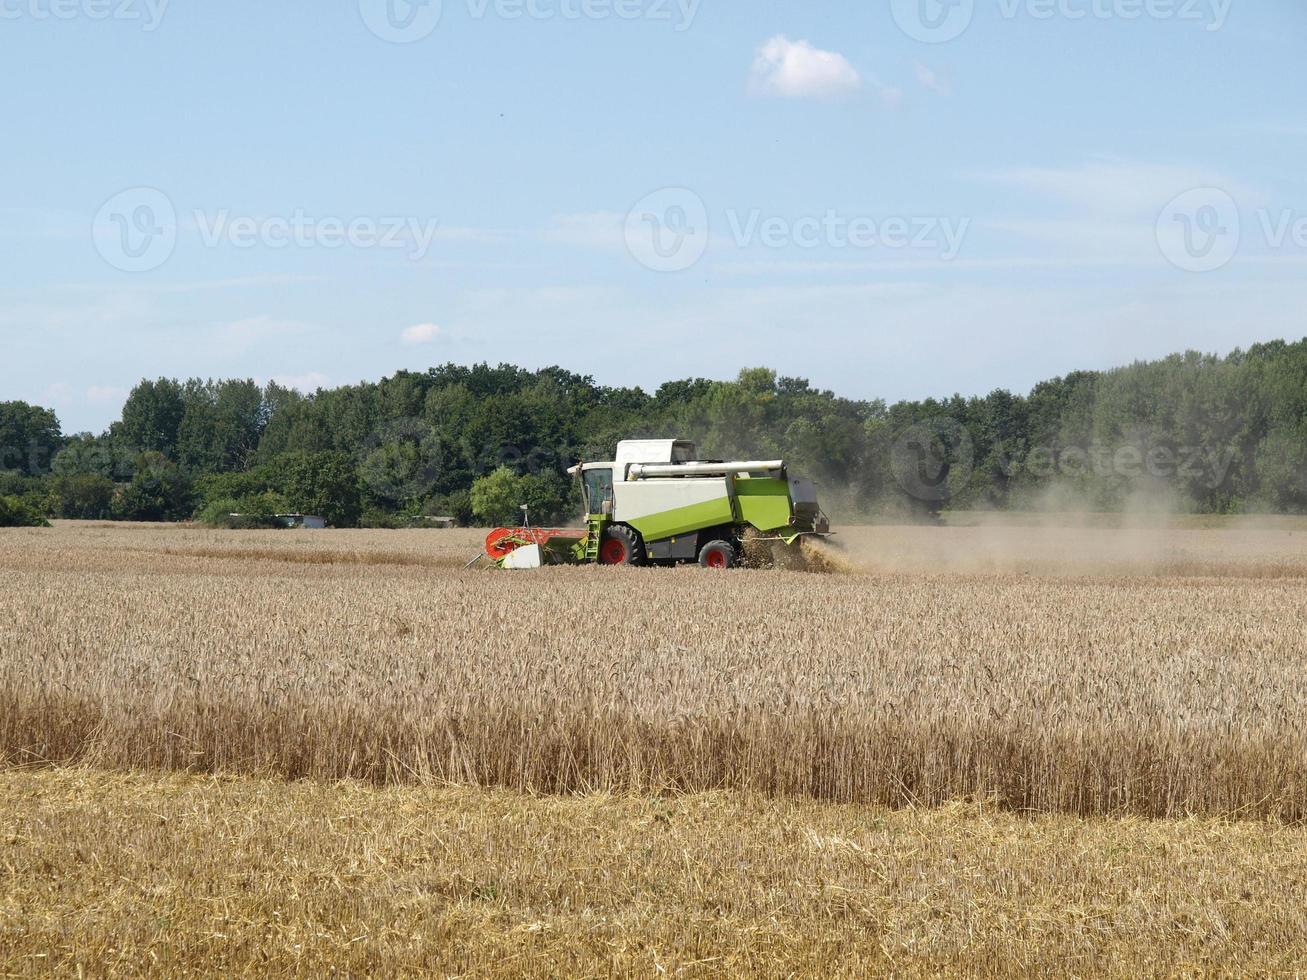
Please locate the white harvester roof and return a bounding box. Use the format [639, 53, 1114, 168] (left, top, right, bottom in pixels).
[567, 440, 785, 481]
[613, 439, 697, 480]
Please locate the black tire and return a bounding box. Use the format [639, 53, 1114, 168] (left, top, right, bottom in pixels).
[697, 539, 736, 569]
[599, 524, 645, 565]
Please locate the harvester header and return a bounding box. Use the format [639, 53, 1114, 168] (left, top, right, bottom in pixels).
[484, 439, 830, 569]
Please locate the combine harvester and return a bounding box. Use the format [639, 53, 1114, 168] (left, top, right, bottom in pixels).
[483, 439, 830, 569]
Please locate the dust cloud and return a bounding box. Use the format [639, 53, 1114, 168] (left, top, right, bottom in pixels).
[823, 483, 1307, 579]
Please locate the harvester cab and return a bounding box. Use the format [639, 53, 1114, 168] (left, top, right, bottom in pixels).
[484, 439, 830, 569]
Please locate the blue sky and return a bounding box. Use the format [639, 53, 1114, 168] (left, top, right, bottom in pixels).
[2, 0, 1305, 433]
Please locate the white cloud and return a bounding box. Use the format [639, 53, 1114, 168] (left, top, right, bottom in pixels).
[915, 63, 951, 97]
[401, 322, 442, 344]
[0, 291, 155, 333]
[749, 36, 861, 100]
[40, 382, 72, 406]
[85, 385, 128, 406]
[268, 372, 330, 393]
[539, 212, 625, 250]
[1247, 121, 1307, 138]
[216, 315, 312, 354]
[978, 159, 1257, 217]
[969, 160, 1267, 265]
[0, 206, 91, 242]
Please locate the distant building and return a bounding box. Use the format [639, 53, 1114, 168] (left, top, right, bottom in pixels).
[424, 516, 457, 528]
[275, 514, 326, 529]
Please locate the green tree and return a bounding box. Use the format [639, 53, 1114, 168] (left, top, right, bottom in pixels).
[357, 426, 441, 510]
[85, 342, 1307, 523]
[428, 488, 473, 526]
[197, 491, 289, 529]
[0, 495, 49, 527]
[113, 452, 192, 521]
[176, 379, 269, 472]
[48, 474, 116, 519]
[0, 401, 62, 476]
[277, 451, 362, 527]
[116, 379, 185, 456]
[470, 466, 525, 526]
[192, 468, 278, 513]
[51, 434, 133, 480]
[470, 466, 572, 526]
[1254, 425, 1307, 512]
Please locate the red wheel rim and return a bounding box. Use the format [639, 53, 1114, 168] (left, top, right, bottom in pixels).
[706, 549, 728, 568]
[599, 539, 627, 564]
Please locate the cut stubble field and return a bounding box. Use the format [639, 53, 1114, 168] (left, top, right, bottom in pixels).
[3, 519, 1307, 975]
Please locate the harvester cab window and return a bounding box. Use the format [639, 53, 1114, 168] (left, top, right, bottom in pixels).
[584, 467, 614, 516]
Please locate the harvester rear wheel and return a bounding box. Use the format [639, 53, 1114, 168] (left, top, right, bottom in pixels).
[599, 524, 645, 565]
[697, 540, 736, 569]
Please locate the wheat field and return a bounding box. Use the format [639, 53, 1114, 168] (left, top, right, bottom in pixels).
[3, 520, 1307, 974]
[3, 522, 1307, 818]
[5, 768, 1307, 977]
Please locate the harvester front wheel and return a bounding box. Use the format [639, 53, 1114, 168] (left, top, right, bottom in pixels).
[697, 540, 736, 569]
[599, 525, 645, 565]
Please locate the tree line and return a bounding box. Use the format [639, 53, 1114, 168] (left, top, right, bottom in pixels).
[2, 338, 1306, 528]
